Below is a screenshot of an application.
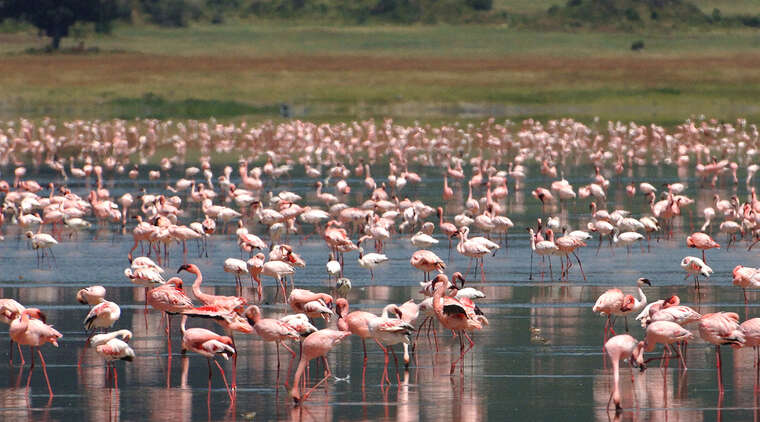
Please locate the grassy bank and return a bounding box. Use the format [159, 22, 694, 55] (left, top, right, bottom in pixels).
[1, 23, 760, 125]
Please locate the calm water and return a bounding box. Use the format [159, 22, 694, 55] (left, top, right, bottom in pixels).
[0, 163, 758, 422]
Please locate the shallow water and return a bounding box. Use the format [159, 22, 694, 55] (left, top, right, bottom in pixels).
[0, 163, 758, 422]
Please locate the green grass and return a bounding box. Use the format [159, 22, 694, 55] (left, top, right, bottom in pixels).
[3, 23, 760, 125]
[691, 0, 760, 15]
[493, 0, 760, 16]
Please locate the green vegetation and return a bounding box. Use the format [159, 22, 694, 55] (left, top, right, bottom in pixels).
[0, 1, 759, 125]
[0, 22, 759, 125]
[0, 0, 130, 49]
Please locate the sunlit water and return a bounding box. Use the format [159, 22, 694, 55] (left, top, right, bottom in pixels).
[0, 163, 758, 421]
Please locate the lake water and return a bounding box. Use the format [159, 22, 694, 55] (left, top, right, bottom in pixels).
[0, 163, 758, 421]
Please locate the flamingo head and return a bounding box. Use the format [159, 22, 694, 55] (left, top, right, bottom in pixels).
[335, 298, 349, 318]
[167, 277, 184, 290]
[664, 295, 680, 307]
[431, 273, 449, 288]
[636, 278, 651, 287]
[177, 263, 197, 274]
[452, 272, 465, 288]
[620, 295, 636, 312]
[24, 308, 47, 323]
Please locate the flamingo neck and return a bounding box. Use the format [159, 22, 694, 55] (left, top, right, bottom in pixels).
[637, 287, 646, 307]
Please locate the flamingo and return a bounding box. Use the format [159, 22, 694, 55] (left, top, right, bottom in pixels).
[147, 277, 194, 357]
[686, 232, 720, 262]
[635, 295, 680, 327]
[356, 244, 389, 281]
[335, 298, 377, 380]
[457, 226, 498, 282]
[9, 309, 62, 397]
[732, 265, 760, 304]
[287, 289, 334, 322]
[368, 304, 415, 387]
[680, 256, 713, 289]
[593, 279, 650, 340]
[643, 320, 693, 369]
[180, 315, 236, 401]
[409, 249, 446, 281]
[25, 231, 57, 266]
[430, 274, 485, 375]
[326, 253, 341, 281]
[289, 329, 351, 405]
[555, 229, 587, 280]
[90, 330, 135, 388]
[248, 253, 296, 301]
[243, 305, 300, 388]
[223, 258, 249, 296]
[604, 334, 644, 413]
[178, 264, 247, 312]
[0, 299, 40, 366]
[527, 227, 559, 280]
[739, 318, 760, 373]
[84, 297, 121, 335]
[699, 312, 745, 396]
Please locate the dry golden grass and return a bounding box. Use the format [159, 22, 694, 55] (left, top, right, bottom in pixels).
[3, 24, 760, 124]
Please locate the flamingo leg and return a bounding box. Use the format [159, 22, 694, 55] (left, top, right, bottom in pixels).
[716, 345, 724, 397]
[214, 359, 234, 401]
[302, 358, 331, 401]
[37, 348, 53, 397]
[376, 340, 390, 387]
[572, 251, 586, 281]
[113, 363, 119, 389]
[361, 338, 368, 385]
[390, 346, 401, 386]
[282, 342, 297, 389]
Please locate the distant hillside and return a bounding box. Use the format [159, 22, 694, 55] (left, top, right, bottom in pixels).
[210, 0, 760, 28]
[539, 0, 711, 30]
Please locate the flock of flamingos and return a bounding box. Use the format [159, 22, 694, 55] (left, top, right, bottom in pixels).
[2, 116, 760, 415]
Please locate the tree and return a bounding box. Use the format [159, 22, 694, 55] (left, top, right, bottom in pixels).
[0, 0, 130, 50]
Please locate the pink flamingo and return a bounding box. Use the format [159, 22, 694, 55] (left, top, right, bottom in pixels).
[699, 312, 745, 396]
[9, 309, 62, 397]
[243, 305, 300, 388]
[456, 226, 498, 282]
[430, 274, 485, 375]
[604, 334, 644, 413]
[0, 298, 43, 366]
[739, 318, 760, 385]
[732, 265, 760, 304]
[76, 285, 106, 305]
[369, 304, 415, 387]
[287, 289, 334, 321]
[335, 298, 377, 373]
[180, 315, 236, 401]
[90, 330, 135, 388]
[147, 277, 194, 357]
[178, 264, 247, 312]
[593, 289, 635, 342]
[409, 249, 446, 281]
[686, 232, 720, 263]
[84, 297, 121, 336]
[289, 329, 351, 405]
[643, 320, 693, 369]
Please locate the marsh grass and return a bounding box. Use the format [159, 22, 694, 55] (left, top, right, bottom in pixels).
[3, 23, 760, 124]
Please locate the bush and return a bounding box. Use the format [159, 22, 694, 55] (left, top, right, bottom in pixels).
[631, 40, 644, 51]
[624, 8, 640, 21]
[466, 0, 493, 11]
[566, 0, 581, 6]
[740, 15, 760, 28]
[711, 8, 721, 22]
[140, 0, 190, 27]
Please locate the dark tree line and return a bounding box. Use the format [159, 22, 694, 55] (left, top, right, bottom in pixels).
[0, 0, 130, 49]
